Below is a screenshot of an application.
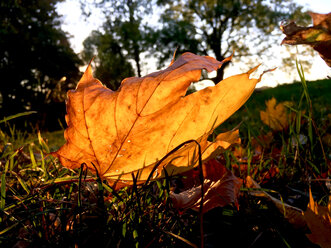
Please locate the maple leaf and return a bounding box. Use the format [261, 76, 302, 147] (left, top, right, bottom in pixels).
[52, 52, 269, 184]
[246, 176, 307, 229]
[170, 158, 242, 213]
[280, 12, 331, 67]
[246, 177, 331, 246]
[304, 188, 331, 248]
[260, 97, 291, 131]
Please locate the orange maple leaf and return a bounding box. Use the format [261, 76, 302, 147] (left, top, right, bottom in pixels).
[52, 53, 268, 184]
[260, 97, 291, 131]
[304, 188, 331, 248]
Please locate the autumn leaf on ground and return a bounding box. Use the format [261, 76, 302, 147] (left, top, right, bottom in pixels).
[250, 131, 273, 156]
[304, 188, 331, 248]
[170, 158, 242, 213]
[52, 52, 269, 184]
[246, 176, 306, 229]
[260, 97, 292, 131]
[280, 12, 331, 67]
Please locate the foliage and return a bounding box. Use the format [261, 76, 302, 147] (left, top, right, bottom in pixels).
[304, 188, 331, 248]
[1, 3, 331, 244]
[219, 78, 331, 134]
[154, 0, 309, 83]
[260, 97, 294, 131]
[82, 30, 135, 90]
[108, 0, 153, 77]
[1, 71, 329, 247]
[281, 12, 331, 67]
[0, 66, 330, 246]
[0, 125, 198, 247]
[81, 0, 153, 90]
[52, 52, 270, 184]
[170, 158, 242, 213]
[0, 0, 82, 130]
[81, 0, 310, 86]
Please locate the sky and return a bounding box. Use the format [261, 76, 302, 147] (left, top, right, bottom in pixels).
[56, 0, 331, 88]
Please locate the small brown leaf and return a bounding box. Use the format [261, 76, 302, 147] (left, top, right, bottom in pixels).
[304, 188, 331, 248]
[170, 159, 242, 213]
[246, 176, 306, 229]
[260, 97, 290, 131]
[281, 12, 331, 67]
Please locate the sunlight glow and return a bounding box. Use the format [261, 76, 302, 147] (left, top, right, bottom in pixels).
[56, 0, 331, 88]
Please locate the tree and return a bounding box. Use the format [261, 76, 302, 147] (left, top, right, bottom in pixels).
[82, 30, 135, 90]
[154, 0, 309, 84]
[81, 0, 153, 89]
[0, 0, 81, 129]
[111, 0, 153, 77]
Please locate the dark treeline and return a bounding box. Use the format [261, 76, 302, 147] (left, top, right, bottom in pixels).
[1, 0, 82, 131]
[0, 0, 309, 131]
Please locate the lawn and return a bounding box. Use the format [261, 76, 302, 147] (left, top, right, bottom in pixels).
[0, 77, 330, 248]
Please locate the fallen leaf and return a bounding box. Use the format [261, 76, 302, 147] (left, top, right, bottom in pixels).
[281, 12, 331, 67]
[171, 129, 241, 190]
[52, 52, 268, 184]
[245, 176, 306, 229]
[322, 133, 331, 147]
[304, 188, 331, 248]
[170, 158, 242, 213]
[260, 97, 290, 131]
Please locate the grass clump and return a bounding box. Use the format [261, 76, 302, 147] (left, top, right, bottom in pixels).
[0, 122, 198, 247]
[0, 66, 330, 247]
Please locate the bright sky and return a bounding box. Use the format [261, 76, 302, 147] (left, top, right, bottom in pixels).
[56, 0, 331, 88]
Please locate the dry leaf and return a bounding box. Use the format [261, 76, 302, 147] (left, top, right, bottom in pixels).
[304, 188, 331, 248]
[52, 52, 268, 184]
[281, 12, 331, 67]
[170, 158, 242, 213]
[246, 176, 306, 229]
[260, 97, 290, 131]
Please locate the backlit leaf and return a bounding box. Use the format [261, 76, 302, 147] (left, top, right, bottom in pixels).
[304, 188, 331, 248]
[52, 52, 268, 184]
[281, 12, 331, 67]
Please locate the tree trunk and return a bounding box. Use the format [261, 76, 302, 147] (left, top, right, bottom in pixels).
[211, 57, 231, 84]
[134, 47, 141, 77]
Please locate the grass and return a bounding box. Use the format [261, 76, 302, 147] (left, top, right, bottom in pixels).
[0, 122, 199, 247]
[220, 78, 331, 131]
[0, 74, 330, 247]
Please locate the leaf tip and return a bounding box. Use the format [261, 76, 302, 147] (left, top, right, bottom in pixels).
[247, 64, 261, 75]
[259, 67, 277, 81]
[82, 58, 95, 81]
[169, 48, 178, 66]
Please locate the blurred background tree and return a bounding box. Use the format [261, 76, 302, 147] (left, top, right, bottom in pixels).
[81, 0, 153, 90]
[0, 0, 81, 129]
[0, 0, 312, 130]
[82, 30, 134, 90]
[82, 0, 310, 86]
[154, 0, 310, 84]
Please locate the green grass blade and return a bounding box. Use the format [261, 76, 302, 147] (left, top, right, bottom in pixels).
[163, 230, 198, 248]
[1, 173, 6, 210]
[0, 222, 19, 235]
[38, 132, 50, 154]
[307, 160, 320, 174]
[29, 144, 37, 169]
[0, 143, 12, 159]
[0, 111, 37, 124]
[16, 175, 30, 195]
[4, 160, 9, 173]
